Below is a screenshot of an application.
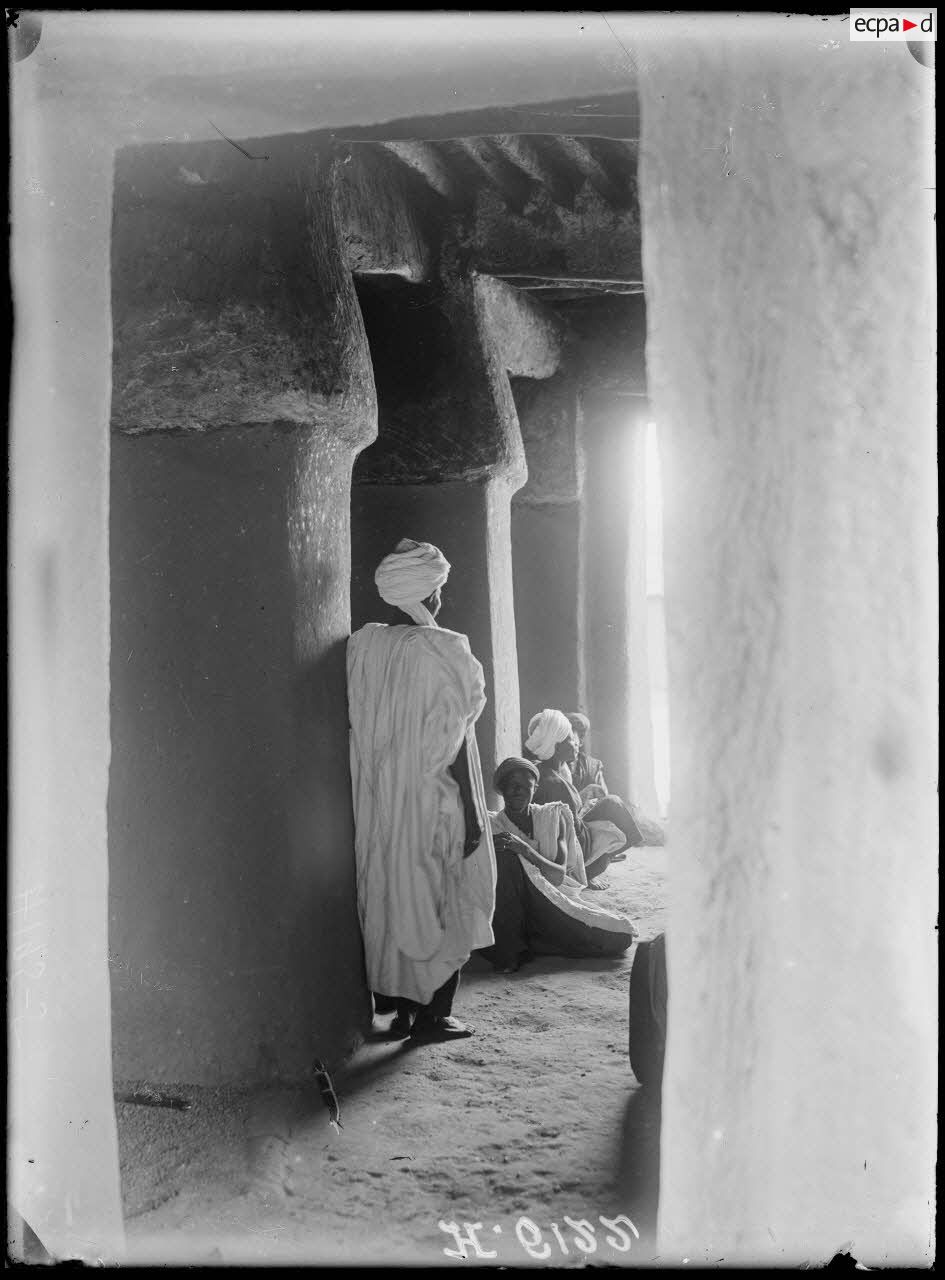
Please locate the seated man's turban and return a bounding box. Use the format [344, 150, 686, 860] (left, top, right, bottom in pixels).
[493, 756, 540, 792]
[374, 538, 451, 625]
[524, 709, 573, 762]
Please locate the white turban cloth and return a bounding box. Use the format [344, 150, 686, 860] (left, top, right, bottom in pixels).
[524, 708, 573, 762]
[375, 538, 451, 627]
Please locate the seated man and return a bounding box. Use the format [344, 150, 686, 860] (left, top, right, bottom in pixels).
[566, 712, 609, 800]
[477, 757, 635, 973]
[567, 711, 666, 847]
[524, 709, 645, 881]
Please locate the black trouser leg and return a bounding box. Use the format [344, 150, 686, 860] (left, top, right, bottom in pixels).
[477, 847, 529, 969]
[395, 969, 461, 1024]
[423, 969, 461, 1019]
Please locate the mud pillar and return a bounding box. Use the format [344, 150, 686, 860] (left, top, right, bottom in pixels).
[581, 390, 639, 798]
[109, 141, 377, 1085]
[8, 77, 125, 1261]
[510, 372, 586, 733]
[483, 473, 525, 778]
[639, 35, 936, 1265]
[574, 294, 656, 810]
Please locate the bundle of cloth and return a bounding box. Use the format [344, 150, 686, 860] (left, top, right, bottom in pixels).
[477, 757, 635, 973]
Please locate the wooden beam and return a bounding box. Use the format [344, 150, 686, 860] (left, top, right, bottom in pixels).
[453, 137, 535, 210]
[490, 271, 644, 290]
[583, 135, 638, 189]
[522, 285, 644, 298]
[551, 135, 625, 207]
[491, 133, 576, 207]
[379, 139, 461, 203]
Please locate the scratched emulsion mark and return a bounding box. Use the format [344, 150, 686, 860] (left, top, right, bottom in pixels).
[721, 126, 739, 179]
[11, 884, 49, 1050]
[108, 950, 175, 994]
[312, 1058, 343, 1134]
[207, 119, 270, 162]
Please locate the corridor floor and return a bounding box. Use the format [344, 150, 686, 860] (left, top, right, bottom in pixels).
[123, 848, 667, 1267]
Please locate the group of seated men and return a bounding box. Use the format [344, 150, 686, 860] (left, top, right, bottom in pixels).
[519, 708, 645, 881]
[476, 708, 645, 974]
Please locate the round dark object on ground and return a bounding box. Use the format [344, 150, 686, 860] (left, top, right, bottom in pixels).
[627, 932, 667, 1087]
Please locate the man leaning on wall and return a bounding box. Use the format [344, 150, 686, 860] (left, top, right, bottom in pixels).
[347, 539, 498, 1041]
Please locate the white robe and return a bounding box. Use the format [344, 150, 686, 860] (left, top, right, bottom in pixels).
[489, 805, 635, 935]
[347, 622, 497, 1004]
[490, 803, 588, 891]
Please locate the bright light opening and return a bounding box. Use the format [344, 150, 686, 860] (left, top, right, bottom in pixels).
[645, 422, 671, 818]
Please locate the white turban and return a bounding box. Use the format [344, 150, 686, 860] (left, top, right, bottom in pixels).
[375, 538, 451, 626]
[524, 708, 573, 762]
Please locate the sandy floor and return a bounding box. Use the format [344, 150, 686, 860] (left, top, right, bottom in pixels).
[123, 849, 667, 1267]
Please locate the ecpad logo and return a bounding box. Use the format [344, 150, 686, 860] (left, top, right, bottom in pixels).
[850, 9, 937, 38]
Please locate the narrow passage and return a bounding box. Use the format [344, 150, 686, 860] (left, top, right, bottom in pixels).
[124, 851, 667, 1267]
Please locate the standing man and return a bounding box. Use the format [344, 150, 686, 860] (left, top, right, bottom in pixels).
[347, 539, 497, 1041]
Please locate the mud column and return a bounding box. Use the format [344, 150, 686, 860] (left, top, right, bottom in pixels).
[352, 274, 560, 790]
[581, 399, 657, 809]
[581, 389, 636, 797]
[554, 294, 656, 810]
[510, 372, 586, 730]
[109, 140, 377, 1086]
[511, 328, 658, 816]
[639, 37, 936, 1265]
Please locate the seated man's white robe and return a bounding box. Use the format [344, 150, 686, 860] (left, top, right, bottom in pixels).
[347, 622, 497, 1005]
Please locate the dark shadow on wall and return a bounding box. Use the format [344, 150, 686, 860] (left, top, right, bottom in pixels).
[287, 635, 373, 1068]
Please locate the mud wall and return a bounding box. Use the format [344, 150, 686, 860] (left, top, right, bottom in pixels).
[639, 32, 937, 1267]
